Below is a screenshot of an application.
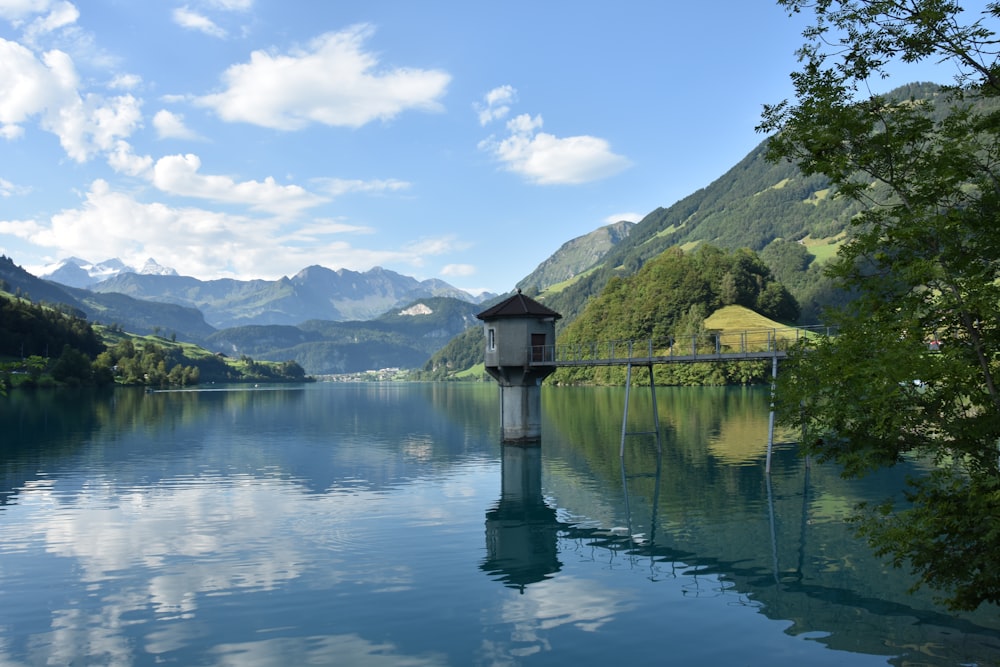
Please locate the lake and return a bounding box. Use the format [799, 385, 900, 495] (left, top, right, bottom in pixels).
[1, 382, 998, 666]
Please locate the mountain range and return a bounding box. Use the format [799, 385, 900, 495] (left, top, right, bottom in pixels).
[6, 83, 943, 377]
[41, 257, 178, 288]
[2, 215, 634, 375]
[78, 263, 492, 328]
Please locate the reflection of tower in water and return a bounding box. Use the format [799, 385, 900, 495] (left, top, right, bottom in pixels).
[481, 445, 562, 592]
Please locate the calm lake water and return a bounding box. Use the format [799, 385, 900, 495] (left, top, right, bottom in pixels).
[1, 382, 998, 666]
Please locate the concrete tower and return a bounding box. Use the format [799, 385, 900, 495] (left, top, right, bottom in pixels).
[476, 290, 561, 443]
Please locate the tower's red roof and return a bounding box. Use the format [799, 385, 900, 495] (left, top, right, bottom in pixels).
[476, 290, 562, 320]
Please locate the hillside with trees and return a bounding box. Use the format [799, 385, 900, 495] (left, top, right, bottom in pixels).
[551, 245, 797, 386]
[0, 289, 310, 392]
[422, 83, 955, 380]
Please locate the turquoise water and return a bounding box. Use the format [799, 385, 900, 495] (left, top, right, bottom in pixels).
[0, 382, 997, 665]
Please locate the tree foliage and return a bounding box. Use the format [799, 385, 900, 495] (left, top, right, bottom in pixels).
[759, 0, 1000, 609]
[0, 295, 103, 360]
[552, 245, 794, 386]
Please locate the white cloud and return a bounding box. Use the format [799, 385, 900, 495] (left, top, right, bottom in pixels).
[0, 177, 29, 197]
[153, 109, 201, 140]
[0, 1, 49, 22]
[0, 217, 42, 236]
[405, 235, 467, 260]
[0, 39, 142, 161]
[21, 0, 77, 42]
[313, 177, 411, 198]
[604, 212, 642, 223]
[475, 84, 516, 126]
[108, 73, 141, 90]
[208, 0, 252, 10]
[0, 38, 64, 134]
[195, 25, 451, 130]
[173, 6, 226, 38]
[106, 139, 152, 177]
[0, 0, 73, 25]
[441, 263, 475, 277]
[151, 153, 327, 216]
[6, 180, 453, 280]
[160, 93, 191, 104]
[479, 113, 630, 186]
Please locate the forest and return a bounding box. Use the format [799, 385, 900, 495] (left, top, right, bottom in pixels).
[0, 291, 309, 391]
[551, 245, 798, 386]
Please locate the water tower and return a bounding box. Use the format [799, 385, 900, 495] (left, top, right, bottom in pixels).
[476, 290, 561, 442]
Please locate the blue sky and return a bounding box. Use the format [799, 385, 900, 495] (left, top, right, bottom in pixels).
[0, 1, 962, 295]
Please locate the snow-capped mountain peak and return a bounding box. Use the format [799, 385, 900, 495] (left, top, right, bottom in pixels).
[41, 257, 178, 288]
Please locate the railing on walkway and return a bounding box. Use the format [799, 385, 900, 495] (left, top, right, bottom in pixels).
[528, 325, 836, 367]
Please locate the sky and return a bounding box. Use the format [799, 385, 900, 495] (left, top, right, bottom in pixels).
[0, 1, 965, 295]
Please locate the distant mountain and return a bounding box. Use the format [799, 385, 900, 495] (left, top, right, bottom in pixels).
[86, 265, 484, 328]
[516, 220, 634, 293]
[41, 257, 177, 288]
[206, 296, 482, 374]
[0, 255, 214, 339]
[2, 254, 486, 373]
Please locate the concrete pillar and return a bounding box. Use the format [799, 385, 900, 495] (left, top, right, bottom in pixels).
[499, 382, 543, 442]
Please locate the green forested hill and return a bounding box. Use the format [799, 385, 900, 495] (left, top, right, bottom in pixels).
[539, 141, 855, 327]
[0, 255, 215, 340]
[425, 83, 949, 378]
[552, 245, 797, 386]
[541, 82, 947, 328]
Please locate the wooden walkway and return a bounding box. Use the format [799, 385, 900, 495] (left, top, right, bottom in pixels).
[524, 325, 835, 473]
[527, 325, 834, 368]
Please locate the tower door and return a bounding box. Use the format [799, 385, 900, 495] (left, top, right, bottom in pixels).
[531, 333, 546, 362]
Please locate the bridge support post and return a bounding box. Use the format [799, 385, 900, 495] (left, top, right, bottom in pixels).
[766, 355, 778, 473]
[620, 362, 662, 457]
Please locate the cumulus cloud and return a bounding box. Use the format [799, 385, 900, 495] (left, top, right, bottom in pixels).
[173, 6, 226, 38]
[475, 85, 516, 126]
[5, 180, 455, 280]
[0, 39, 142, 161]
[106, 139, 153, 177]
[195, 25, 450, 130]
[479, 113, 630, 186]
[151, 153, 327, 216]
[313, 177, 411, 198]
[153, 109, 201, 140]
[0, 38, 64, 134]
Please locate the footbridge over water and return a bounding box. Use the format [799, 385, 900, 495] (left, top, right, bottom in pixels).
[476, 291, 834, 472]
[527, 326, 834, 473]
[525, 326, 833, 368]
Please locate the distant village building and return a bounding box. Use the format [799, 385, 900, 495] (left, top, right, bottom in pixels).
[476, 290, 561, 442]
